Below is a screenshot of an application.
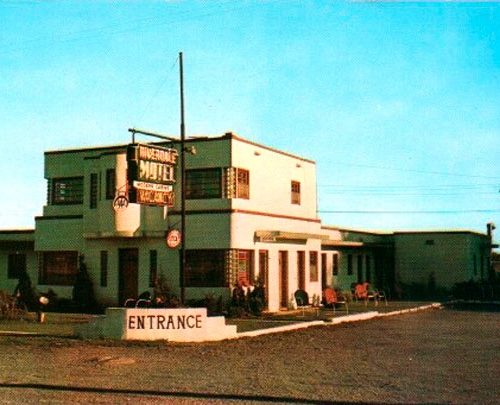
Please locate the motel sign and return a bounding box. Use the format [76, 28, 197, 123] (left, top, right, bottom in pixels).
[127, 143, 178, 206]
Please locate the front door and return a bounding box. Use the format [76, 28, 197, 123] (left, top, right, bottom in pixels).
[118, 248, 139, 305]
[279, 251, 288, 309]
[258, 250, 269, 310]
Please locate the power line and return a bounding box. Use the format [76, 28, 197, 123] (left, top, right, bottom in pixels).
[319, 209, 500, 214]
[324, 161, 500, 180]
[1, 1, 259, 55]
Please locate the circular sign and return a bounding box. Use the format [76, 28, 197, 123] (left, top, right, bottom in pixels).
[166, 229, 181, 249]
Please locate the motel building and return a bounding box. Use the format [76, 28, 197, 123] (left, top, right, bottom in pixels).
[0, 132, 496, 312]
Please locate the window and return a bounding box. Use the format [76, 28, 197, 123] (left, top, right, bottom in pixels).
[425, 239, 435, 246]
[366, 255, 371, 283]
[90, 173, 98, 209]
[347, 254, 353, 275]
[186, 168, 222, 199]
[105, 169, 115, 200]
[236, 168, 250, 199]
[100, 251, 108, 287]
[291, 181, 301, 205]
[39, 251, 78, 286]
[473, 254, 477, 276]
[51, 177, 84, 205]
[235, 250, 254, 285]
[333, 253, 339, 276]
[357, 255, 363, 282]
[8, 253, 26, 279]
[309, 252, 318, 282]
[149, 250, 158, 287]
[186, 250, 226, 287]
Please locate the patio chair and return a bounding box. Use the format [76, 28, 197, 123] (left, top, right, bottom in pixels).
[123, 298, 136, 308]
[354, 283, 378, 306]
[294, 289, 311, 316]
[375, 289, 388, 306]
[322, 287, 349, 315]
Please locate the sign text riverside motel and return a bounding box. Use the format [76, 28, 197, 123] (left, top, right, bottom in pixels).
[127, 143, 178, 207]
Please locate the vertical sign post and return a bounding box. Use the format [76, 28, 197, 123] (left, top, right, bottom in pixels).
[179, 51, 186, 305]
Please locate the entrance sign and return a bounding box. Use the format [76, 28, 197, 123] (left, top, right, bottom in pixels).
[76, 307, 238, 342]
[127, 143, 178, 206]
[166, 229, 181, 249]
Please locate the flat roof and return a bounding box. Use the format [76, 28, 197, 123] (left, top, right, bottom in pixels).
[43, 132, 316, 164]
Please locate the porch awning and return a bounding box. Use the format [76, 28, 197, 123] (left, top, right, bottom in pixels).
[255, 230, 329, 242]
[321, 240, 364, 248]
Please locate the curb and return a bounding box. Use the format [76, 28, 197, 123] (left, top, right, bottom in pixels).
[235, 303, 442, 339]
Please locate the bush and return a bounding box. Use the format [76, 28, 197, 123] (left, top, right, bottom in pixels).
[72, 255, 98, 313]
[452, 279, 500, 301]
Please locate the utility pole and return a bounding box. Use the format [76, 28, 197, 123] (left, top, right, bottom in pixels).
[179, 51, 186, 305]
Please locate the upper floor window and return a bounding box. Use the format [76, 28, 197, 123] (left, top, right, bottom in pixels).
[291, 181, 301, 205]
[236, 168, 250, 199]
[186, 168, 222, 199]
[51, 177, 83, 205]
[105, 169, 115, 200]
[90, 173, 98, 209]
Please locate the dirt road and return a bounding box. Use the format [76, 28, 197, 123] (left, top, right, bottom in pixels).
[0, 308, 498, 404]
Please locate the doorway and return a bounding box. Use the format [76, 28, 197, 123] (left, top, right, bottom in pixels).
[279, 251, 288, 309]
[118, 248, 139, 305]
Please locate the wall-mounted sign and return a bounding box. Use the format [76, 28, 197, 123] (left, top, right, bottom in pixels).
[166, 229, 181, 249]
[127, 143, 178, 206]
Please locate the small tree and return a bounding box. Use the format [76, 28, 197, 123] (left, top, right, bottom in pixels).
[13, 270, 37, 311]
[72, 255, 97, 312]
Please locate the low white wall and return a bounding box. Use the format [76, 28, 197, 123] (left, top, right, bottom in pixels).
[76, 307, 238, 342]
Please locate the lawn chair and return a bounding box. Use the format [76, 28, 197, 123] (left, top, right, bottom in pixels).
[354, 283, 378, 306]
[322, 287, 349, 315]
[375, 289, 388, 306]
[294, 289, 311, 316]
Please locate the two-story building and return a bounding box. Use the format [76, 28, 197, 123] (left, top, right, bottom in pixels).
[11, 133, 334, 312]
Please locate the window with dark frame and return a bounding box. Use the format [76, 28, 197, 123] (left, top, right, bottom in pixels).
[8, 253, 26, 279]
[357, 255, 363, 283]
[90, 173, 98, 209]
[185, 249, 226, 287]
[236, 168, 250, 199]
[291, 180, 301, 205]
[186, 168, 222, 199]
[51, 177, 84, 205]
[39, 251, 78, 286]
[347, 254, 353, 275]
[149, 250, 158, 287]
[365, 255, 371, 283]
[333, 253, 339, 276]
[100, 251, 108, 287]
[105, 169, 116, 200]
[309, 251, 318, 282]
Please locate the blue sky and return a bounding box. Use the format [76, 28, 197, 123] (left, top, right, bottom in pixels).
[1, 0, 499, 236]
